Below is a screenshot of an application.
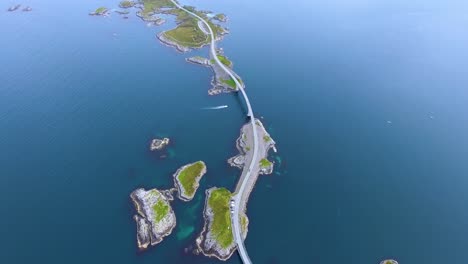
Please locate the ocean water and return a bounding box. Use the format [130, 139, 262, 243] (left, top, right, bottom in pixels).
[2, 0, 468, 263]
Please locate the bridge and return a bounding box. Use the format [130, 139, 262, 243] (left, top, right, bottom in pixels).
[170, 1, 258, 263]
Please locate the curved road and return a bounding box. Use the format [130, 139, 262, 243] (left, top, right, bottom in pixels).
[169, 1, 257, 263]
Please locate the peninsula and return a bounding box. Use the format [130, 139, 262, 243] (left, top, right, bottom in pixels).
[130, 188, 176, 250]
[173, 161, 207, 201]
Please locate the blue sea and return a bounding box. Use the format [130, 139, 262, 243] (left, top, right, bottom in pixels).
[2, 0, 468, 263]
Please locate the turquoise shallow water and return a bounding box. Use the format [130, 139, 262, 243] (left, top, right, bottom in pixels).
[2, 0, 468, 263]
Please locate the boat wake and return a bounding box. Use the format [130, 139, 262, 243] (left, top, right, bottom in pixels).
[202, 105, 228, 110]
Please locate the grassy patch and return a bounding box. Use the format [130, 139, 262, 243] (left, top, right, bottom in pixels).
[245, 146, 251, 151]
[208, 188, 233, 248]
[217, 55, 232, 67]
[152, 199, 169, 222]
[241, 215, 247, 233]
[95, 7, 107, 14]
[263, 135, 271, 142]
[120, 1, 135, 8]
[177, 161, 205, 197]
[260, 158, 272, 168]
[221, 78, 236, 88]
[163, 8, 208, 46]
[142, 0, 174, 15]
[161, 6, 214, 47]
[164, 25, 208, 47]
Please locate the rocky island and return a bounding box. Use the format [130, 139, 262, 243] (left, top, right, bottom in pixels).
[7, 5, 21, 12]
[89, 7, 109, 16]
[195, 187, 248, 260]
[119, 0, 135, 8]
[130, 188, 176, 250]
[380, 260, 398, 264]
[173, 161, 207, 201]
[150, 137, 170, 151]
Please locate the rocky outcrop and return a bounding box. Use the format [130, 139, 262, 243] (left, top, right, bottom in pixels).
[186, 56, 210, 66]
[227, 154, 245, 169]
[22, 6, 32, 12]
[130, 188, 176, 250]
[115, 10, 130, 15]
[7, 5, 21, 12]
[134, 215, 151, 249]
[150, 137, 169, 151]
[380, 260, 398, 264]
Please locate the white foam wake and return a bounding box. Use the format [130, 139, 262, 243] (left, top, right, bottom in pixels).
[202, 105, 228, 110]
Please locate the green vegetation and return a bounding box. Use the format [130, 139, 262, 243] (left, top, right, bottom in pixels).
[152, 199, 169, 222]
[221, 78, 236, 88]
[162, 7, 212, 47]
[245, 146, 251, 151]
[119, 0, 135, 8]
[164, 25, 209, 47]
[263, 135, 271, 142]
[141, 0, 174, 15]
[208, 188, 233, 248]
[241, 215, 247, 233]
[95, 7, 107, 14]
[177, 161, 205, 197]
[161, 5, 226, 48]
[217, 55, 232, 67]
[260, 158, 272, 168]
[220, 75, 243, 89]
